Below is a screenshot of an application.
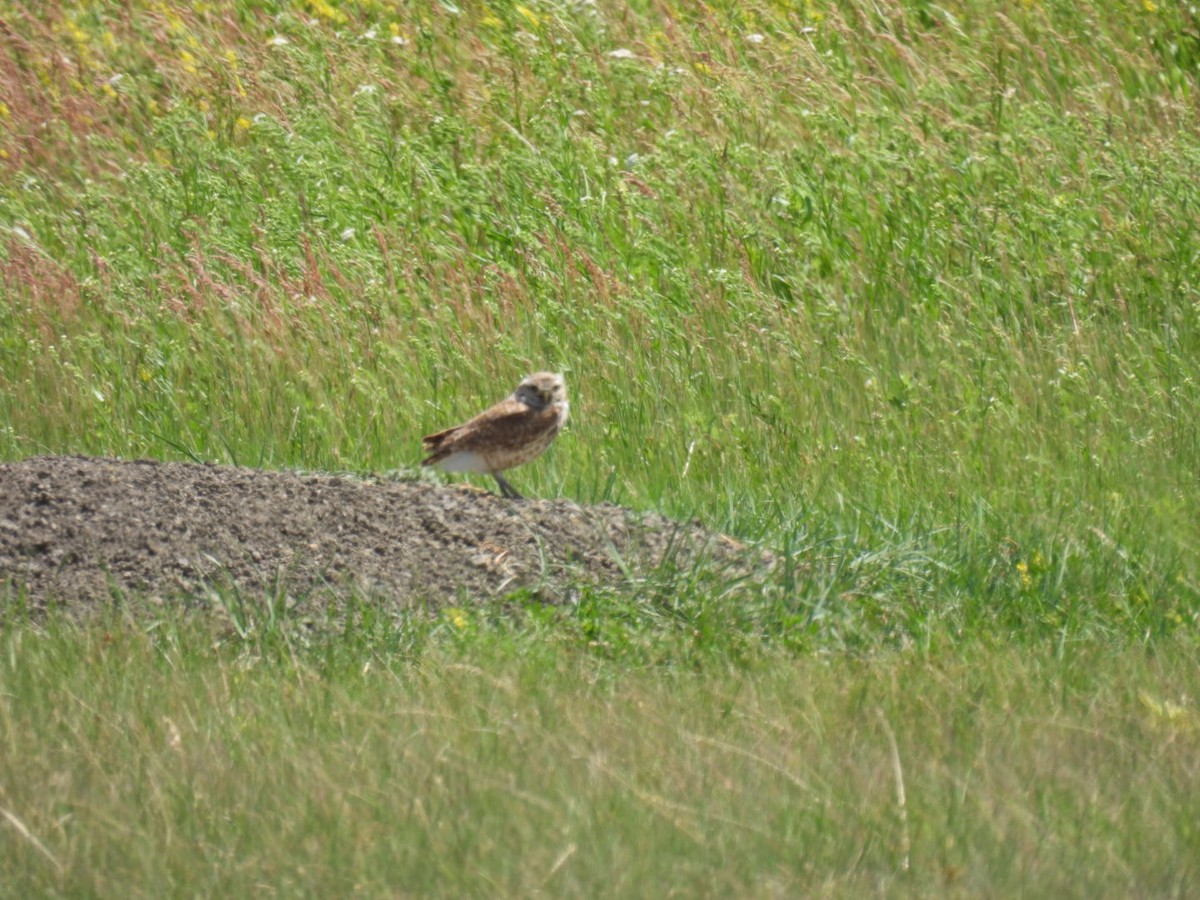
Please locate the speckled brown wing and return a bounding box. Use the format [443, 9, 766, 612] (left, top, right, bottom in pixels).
[422, 398, 530, 465]
[421, 397, 559, 469]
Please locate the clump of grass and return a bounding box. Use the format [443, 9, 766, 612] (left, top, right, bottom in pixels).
[1, 609, 1198, 896]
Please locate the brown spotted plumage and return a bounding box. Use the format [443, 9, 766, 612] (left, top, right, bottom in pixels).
[421, 372, 569, 499]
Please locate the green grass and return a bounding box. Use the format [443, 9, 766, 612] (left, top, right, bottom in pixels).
[2, 612, 1199, 897]
[2, 0, 1200, 894]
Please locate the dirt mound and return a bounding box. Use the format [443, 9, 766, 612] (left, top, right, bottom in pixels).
[0, 456, 770, 617]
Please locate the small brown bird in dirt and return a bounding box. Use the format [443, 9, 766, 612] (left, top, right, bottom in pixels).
[421, 372, 569, 499]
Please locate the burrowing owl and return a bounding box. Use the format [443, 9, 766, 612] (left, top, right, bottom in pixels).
[421, 372, 569, 499]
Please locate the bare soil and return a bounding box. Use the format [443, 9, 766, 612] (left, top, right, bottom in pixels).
[0, 456, 770, 617]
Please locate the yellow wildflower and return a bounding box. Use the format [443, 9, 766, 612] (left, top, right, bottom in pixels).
[307, 0, 348, 24]
[515, 4, 540, 28]
[1140, 691, 1195, 730]
[1016, 561, 1032, 589]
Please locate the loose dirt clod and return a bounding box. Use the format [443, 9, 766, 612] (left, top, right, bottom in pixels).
[0, 456, 771, 616]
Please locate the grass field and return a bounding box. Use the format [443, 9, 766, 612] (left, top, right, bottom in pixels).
[2, 0, 1199, 895]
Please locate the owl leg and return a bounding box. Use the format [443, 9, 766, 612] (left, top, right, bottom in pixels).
[493, 473, 523, 499]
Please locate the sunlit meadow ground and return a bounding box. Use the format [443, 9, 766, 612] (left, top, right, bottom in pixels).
[1, 0, 1199, 895]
